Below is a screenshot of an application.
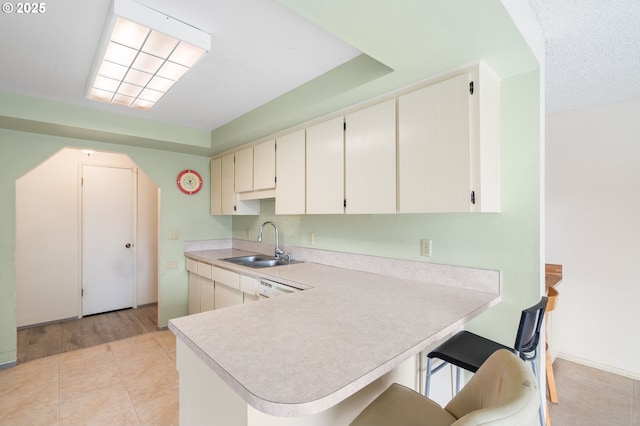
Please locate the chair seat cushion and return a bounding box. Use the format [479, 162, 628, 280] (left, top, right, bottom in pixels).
[428, 331, 514, 372]
[350, 383, 458, 426]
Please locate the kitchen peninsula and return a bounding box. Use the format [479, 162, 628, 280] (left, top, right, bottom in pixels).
[169, 241, 500, 425]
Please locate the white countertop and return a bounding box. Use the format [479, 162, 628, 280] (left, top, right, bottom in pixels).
[169, 249, 499, 417]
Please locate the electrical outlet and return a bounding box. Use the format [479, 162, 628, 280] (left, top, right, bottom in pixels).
[166, 261, 179, 269]
[420, 239, 432, 257]
[245, 228, 251, 239]
[168, 229, 180, 240]
[308, 232, 315, 245]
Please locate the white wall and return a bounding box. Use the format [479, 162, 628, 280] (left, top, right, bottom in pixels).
[137, 171, 159, 305]
[546, 96, 640, 378]
[16, 147, 159, 327]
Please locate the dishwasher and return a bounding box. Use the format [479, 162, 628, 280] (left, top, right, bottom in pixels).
[258, 278, 307, 299]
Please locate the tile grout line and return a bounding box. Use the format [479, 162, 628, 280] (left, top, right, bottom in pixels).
[109, 341, 143, 425]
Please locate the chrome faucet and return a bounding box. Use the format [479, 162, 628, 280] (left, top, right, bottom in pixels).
[257, 221, 286, 259]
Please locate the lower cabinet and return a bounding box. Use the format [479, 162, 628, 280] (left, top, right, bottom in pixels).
[240, 275, 260, 303]
[187, 258, 262, 314]
[200, 278, 215, 312]
[214, 283, 243, 309]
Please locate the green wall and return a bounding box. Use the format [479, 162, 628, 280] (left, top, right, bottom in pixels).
[0, 130, 230, 366]
[0, 68, 540, 367]
[234, 69, 542, 346]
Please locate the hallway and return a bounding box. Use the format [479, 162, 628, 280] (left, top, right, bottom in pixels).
[17, 304, 158, 363]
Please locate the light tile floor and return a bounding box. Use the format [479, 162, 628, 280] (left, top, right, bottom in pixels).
[0, 330, 177, 426]
[548, 357, 640, 426]
[3, 335, 640, 426]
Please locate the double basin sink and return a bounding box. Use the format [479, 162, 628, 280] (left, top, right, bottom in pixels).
[223, 254, 301, 269]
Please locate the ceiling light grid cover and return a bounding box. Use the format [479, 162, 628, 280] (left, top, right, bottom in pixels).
[87, 0, 211, 110]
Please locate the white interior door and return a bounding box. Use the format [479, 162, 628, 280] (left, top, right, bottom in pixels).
[82, 165, 135, 316]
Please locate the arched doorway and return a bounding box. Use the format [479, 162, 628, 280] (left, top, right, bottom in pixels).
[15, 147, 159, 359]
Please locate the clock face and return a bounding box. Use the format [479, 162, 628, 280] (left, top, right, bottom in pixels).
[177, 170, 203, 194]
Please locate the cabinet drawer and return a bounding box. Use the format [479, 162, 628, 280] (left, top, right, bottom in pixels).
[240, 275, 259, 296]
[213, 266, 240, 289]
[197, 262, 212, 279]
[186, 258, 198, 273]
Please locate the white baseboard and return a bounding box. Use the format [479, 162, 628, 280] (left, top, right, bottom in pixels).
[557, 352, 640, 380]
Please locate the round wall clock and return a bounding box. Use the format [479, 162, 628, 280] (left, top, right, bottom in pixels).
[177, 169, 203, 194]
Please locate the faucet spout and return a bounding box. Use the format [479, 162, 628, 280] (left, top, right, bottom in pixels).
[257, 221, 284, 258]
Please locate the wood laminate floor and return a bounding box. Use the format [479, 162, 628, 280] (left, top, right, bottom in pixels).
[17, 304, 158, 363]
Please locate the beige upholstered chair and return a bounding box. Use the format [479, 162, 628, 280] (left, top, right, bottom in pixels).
[350, 349, 540, 426]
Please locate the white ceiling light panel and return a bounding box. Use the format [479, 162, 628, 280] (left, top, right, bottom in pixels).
[87, 0, 210, 110]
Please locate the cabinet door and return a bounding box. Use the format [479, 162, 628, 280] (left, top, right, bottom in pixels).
[240, 275, 259, 296]
[276, 130, 306, 214]
[234, 146, 253, 193]
[344, 99, 396, 214]
[210, 157, 222, 215]
[214, 284, 243, 309]
[254, 139, 276, 191]
[398, 73, 470, 213]
[306, 117, 344, 214]
[188, 273, 200, 315]
[221, 153, 235, 214]
[398, 83, 437, 213]
[439, 74, 471, 212]
[200, 278, 215, 312]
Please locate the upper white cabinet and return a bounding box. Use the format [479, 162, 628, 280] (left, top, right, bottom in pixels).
[220, 153, 236, 214]
[235, 140, 276, 194]
[234, 147, 253, 193]
[275, 130, 306, 215]
[306, 117, 345, 214]
[211, 152, 259, 215]
[254, 139, 276, 191]
[398, 62, 500, 213]
[210, 157, 222, 215]
[211, 62, 499, 216]
[344, 99, 396, 214]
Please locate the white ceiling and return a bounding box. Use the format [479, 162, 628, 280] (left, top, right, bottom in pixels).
[529, 0, 640, 114]
[0, 0, 638, 134]
[0, 0, 360, 130]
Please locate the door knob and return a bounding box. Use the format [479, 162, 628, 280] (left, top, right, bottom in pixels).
[125, 243, 132, 248]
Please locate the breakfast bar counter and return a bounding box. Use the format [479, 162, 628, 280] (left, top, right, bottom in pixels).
[169, 247, 500, 425]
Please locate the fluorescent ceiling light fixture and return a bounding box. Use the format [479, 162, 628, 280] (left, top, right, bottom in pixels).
[87, 0, 210, 111]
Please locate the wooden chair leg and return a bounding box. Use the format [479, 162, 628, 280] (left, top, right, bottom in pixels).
[546, 401, 551, 425]
[546, 339, 559, 404]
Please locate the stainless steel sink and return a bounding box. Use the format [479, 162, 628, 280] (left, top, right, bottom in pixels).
[222, 255, 301, 269]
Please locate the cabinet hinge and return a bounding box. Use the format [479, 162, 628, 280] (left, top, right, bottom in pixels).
[274, 143, 277, 151]
[469, 81, 474, 95]
[343, 199, 347, 208]
[234, 205, 237, 212]
[274, 176, 277, 183]
[343, 121, 347, 131]
[81, 288, 84, 297]
[470, 190, 476, 204]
